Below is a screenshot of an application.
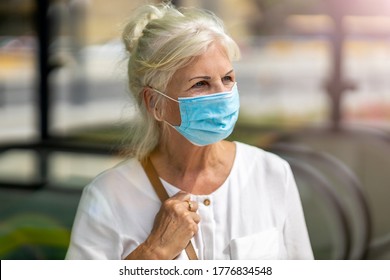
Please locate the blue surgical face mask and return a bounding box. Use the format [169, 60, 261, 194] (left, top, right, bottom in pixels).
[152, 83, 240, 146]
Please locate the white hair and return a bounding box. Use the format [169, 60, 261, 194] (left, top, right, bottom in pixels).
[121, 2, 240, 160]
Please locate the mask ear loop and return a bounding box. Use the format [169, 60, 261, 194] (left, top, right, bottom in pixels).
[153, 97, 164, 122]
[150, 92, 175, 143]
[150, 87, 179, 123]
[148, 86, 182, 133]
[144, 86, 163, 122]
[152, 88, 179, 103]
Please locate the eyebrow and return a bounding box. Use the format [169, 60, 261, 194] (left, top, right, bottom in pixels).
[188, 69, 234, 82]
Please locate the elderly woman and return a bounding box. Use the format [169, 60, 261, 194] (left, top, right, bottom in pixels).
[66, 3, 313, 260]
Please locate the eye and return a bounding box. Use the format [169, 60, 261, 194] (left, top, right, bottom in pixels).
[222, 76, 234, 83]
[191, 81, 208, 88]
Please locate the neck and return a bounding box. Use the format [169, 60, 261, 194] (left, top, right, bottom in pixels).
[148, 127, 234, 194]
[153, 138, 224, 175]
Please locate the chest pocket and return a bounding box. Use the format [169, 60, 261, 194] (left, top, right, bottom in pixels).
[229, 227, 280, 260]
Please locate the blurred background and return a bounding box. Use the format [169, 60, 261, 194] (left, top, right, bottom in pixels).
[1, 0, 390, 259]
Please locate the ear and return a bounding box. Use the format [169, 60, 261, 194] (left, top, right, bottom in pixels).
[143, 87, 157, 114]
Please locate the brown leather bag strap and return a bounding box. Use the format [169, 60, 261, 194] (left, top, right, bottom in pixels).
[141, 157, 198, 260]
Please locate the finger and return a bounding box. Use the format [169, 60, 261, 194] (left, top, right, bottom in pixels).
[185, 200, 199, 212]
[171, 191, 191, 201]
[190, 212, 201, 224]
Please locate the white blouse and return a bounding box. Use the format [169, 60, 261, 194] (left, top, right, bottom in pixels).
[66, 142, 314, 260]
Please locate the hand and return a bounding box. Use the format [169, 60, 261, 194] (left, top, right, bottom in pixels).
[144, 191, 200, 259]
[124, 191, 200, 260]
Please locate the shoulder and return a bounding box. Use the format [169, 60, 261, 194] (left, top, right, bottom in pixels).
[75, 157, 160, 222]
[80, 157, 155, 207]
[84, 158, 140, 193]
[235, 141, 290, 173]
[233, 142, 292, 193]
[90, 158, 142, 187]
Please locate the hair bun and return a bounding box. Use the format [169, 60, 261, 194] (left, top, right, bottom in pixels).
[122, 4, 171, 54]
